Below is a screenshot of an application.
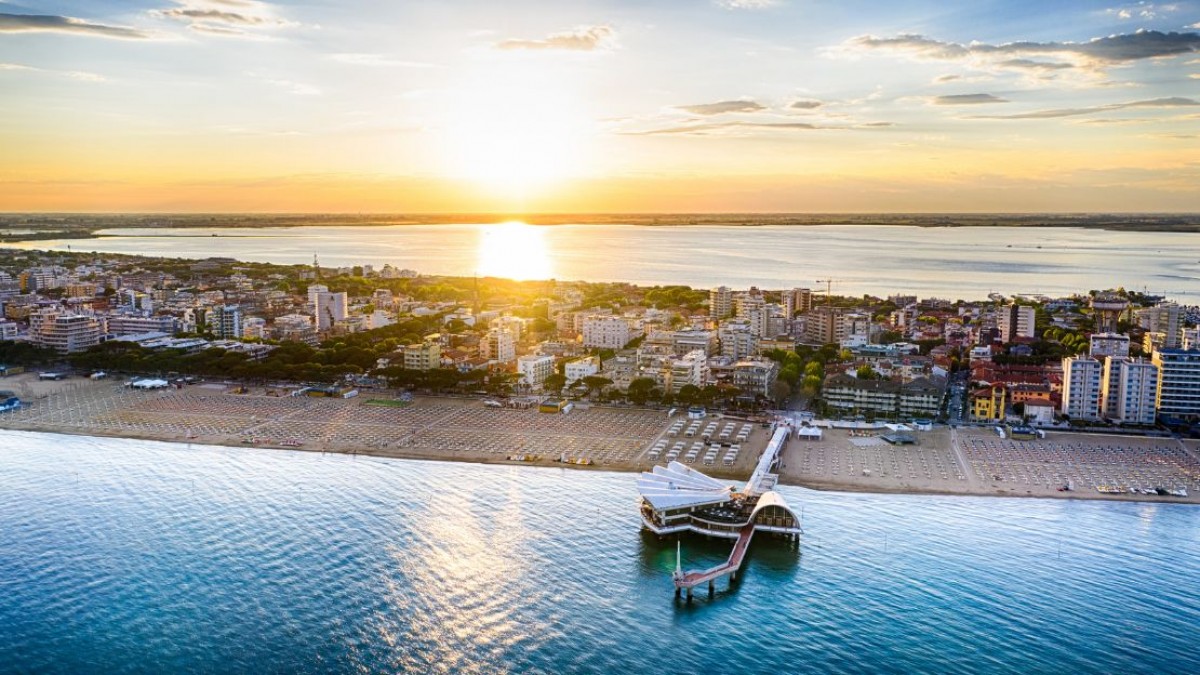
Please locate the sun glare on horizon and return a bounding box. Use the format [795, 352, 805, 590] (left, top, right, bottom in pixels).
[476, 221, 554, 281]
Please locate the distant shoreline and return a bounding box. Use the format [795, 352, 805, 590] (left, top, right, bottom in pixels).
[4, 212, 1200, 237]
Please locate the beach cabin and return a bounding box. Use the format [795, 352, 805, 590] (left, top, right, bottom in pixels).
[539, 398, 567, 413]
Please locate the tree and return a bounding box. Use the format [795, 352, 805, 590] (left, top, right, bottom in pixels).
[856, 364, 877, 380]
[627, 377, 658, 406]
[543, 372, 567, 395]
[769, 380, 791, 405]
[581, 375, 612, 396]
[676, 383, 700, 405]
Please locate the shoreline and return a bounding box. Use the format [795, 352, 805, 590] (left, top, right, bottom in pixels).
[5, 420, 1196, 506]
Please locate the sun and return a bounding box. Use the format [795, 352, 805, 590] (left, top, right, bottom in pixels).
[476, 221, 554, 280]
[441, 63, 589, 199]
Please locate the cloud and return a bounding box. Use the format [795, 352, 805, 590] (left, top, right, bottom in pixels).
[839, 30, 1200, 72]
[153, 1, 297, 36]
[0, 62, 107, 81]
[1105, 3, 1179, 21]
[995, 58, 1074, 71]
[968, 95, 1198, 119]
[715, 0, 780, 8]
[625, 120, 892, 136]
[934, 74, 961, 83]
[677, 99, 767, 115]
[789, 99, 823, 109]
[327, 53, 435, 68]
[494, 25, 615, 51]
[0, 12, 151, 39]
[160, 8, 264, 25]
[931, 93, 1009, 105]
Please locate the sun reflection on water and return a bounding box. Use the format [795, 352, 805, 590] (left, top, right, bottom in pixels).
[476, 221, 554, 280]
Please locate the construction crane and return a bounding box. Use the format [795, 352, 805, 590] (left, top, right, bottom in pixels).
[815, 279, 838, 306]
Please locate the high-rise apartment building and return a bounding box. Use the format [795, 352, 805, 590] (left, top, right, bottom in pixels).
[1152, 349, 1200, 421]
[998, 303, 1036, 343]
[1061, 356, 1102, 421]
[709, 286, 733, 319]
[313, 291, 348, 331]
[1099, 357, 1158, 425]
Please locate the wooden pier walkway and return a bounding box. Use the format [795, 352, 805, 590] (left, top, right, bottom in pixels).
[673, 522, 755, 595]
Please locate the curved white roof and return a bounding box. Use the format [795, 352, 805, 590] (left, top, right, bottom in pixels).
[749, 490, 799, 522]
[638, 461, 733, 512]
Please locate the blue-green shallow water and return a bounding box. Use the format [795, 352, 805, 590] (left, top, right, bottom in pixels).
[2, 430, 1199, 674]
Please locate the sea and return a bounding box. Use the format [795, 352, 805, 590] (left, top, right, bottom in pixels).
[2, 430, 1199, 674]
[7, 223, 1200, 302]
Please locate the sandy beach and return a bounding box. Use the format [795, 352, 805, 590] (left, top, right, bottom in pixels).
[2, 374, 1197, 504]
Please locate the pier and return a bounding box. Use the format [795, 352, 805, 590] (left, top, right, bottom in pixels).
[641, 423, 802, 598]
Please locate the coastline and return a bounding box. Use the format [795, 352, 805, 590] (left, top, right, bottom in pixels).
[5, 410, 1196, 506]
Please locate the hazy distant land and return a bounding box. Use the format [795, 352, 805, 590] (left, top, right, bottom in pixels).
[3, 212, 1200, 242]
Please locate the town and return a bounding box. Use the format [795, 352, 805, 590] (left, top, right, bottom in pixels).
[1, 248, 1198, 500]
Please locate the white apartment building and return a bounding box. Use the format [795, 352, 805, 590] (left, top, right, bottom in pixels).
[0, 319, 18, 340]
[314, 291, 348, 331]
[1089, 333, 1131, 359]
[306, 284, 328, 311]
[518, 354, 556, 388]
[565, 356, 600, 384]
[709, 286, 733, 319]
[31, 310, 102, 354]
[1152, 349, 1200, 421]
[582, 315, 640, 349]
[1061, 356, 1103, 421]
[1136, 303, 1182, 349]
[212, 304, 243, 339]
[402, 340, 442, 371]
[718, 321, 758, 360]
[672, 329, 718, 357]
[243, 317, 268, 340]
[490, 316, 526, 343]
[106, 315, 178, 336]
[782, 288, 813, 317]
[483, 327, 517, 363]
[665, 349, 709, 394]
[1101, 357, 1159, 425]
[998, 303, 1036, 342]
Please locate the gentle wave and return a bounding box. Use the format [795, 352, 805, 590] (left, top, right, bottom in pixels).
[2, 430, 1199, 673]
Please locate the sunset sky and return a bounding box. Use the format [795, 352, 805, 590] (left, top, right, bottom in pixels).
[2, 0, 1199, 212]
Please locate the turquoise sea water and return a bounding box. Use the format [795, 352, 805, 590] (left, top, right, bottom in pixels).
[2, 429, 1200, 674]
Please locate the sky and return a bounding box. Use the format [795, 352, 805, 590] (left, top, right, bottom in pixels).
[1, 0, 1199, 213]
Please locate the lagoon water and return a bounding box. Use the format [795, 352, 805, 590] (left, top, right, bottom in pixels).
[10, 223, 1200, 302]
[2, 430, 1200, 673]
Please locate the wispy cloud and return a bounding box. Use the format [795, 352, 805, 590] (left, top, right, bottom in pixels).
[1104, 2, 1179, 21]
[715, 0, 781, 9]
[327, 53, 435, 68]
[789, 99, 823, 109]
[931, 93, 1008, 105]
[0, 61, 106, 81]
[625, 120, 892, 136]
[837, 30, 1200, 72]
[0, 12, 151, 39]
[153, 1, 297, 38]
[677, 99, 766, 115]
[967, 96, 1198, 119]
[494, 25, 615, 51]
